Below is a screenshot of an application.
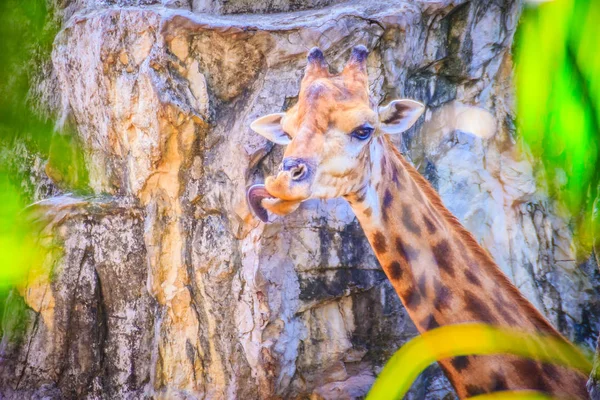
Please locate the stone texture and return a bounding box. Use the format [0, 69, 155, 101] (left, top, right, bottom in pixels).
[0, 198, 152, 399]
[2, 0, 600, 399]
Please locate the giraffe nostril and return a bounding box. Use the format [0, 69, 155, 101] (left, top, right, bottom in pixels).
[281, 158, 310, 182]
[290, 164, 307, 181]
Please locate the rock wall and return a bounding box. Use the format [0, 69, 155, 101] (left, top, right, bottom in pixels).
[2, 0, 600, 399]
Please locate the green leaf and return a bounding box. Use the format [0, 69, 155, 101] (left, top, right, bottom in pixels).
[366, 323, 591, 400]
[515, 0, 600, 252]
[469, 391, 555, 400]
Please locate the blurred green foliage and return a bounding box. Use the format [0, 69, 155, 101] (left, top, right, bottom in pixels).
[515, 0, 600, 254]
[0, 0, 84, 332]
[0, 190, 41, 290]
[0, 0, 49, 331]
[0, 0, 56, 147]
[366, 323, 591, 400]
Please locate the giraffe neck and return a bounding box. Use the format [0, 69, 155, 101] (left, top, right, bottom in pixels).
[347, 137, 554, 333]
[345, 137, 587, 398]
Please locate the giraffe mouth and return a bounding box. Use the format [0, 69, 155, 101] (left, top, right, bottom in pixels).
[246, 184, 302, 223]
[247, 184, 274, 222]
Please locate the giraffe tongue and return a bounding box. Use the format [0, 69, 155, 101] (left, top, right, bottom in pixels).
[247, 184, 275, 223]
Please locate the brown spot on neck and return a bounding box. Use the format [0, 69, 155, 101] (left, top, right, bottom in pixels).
[512, 360, 549, 391]
[423, 215, 437, 234]
[372, 231, 387, 254]
[417, 274, 428, 297]
[432, 240, 455, 277]
[464, 269, 481, 285]
[451, 356, 470, 372]
[403, 285, 421, 308]
[433, 279, 452, 311]
[387, 261, 403, 281]
[401, 206, 421, 235]
[391, 166, 403, 189]
[463, 290, 496, 323]
[493, 298, 518, 325]
[381, 189, 394, 222]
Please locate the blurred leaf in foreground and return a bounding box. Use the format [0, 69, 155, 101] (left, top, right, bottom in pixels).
[0, 0, 62, 333]
[366, 323, 591, 400]
[0, 178, 39, 289]
[469, 392, 553, 400]
[515, 0, 600, 254]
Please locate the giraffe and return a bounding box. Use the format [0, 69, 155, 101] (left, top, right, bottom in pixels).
[246, 46, 588, 399]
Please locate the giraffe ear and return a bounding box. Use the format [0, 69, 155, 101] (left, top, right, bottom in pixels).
[250, 113, 291, 145]
[378, 99, 425, 135]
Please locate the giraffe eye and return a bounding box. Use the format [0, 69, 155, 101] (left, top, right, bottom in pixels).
[352, 125, 374, 140]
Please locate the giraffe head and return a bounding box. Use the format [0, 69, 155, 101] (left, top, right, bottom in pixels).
[247, 46, 425, 222]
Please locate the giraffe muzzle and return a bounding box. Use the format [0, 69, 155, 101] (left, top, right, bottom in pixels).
[246, 182, 304, 223]
[246, 159, 314, 222]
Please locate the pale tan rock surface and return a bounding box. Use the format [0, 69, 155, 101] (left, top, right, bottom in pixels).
[2, 1, 600, 399]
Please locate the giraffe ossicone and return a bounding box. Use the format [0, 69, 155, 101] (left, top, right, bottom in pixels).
[246, 46, 588, 398]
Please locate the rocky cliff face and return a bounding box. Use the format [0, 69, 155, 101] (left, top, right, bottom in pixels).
[2, 0, 599, 399]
